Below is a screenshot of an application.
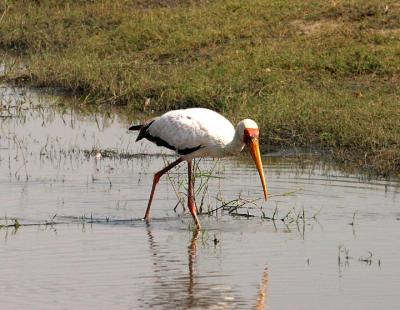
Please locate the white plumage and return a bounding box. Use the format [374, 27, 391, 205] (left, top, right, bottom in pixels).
[129, 107, 268, 229]
[145, 108, 239, 158]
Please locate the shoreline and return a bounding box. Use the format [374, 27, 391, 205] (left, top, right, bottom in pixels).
[0, 0, 398, 177]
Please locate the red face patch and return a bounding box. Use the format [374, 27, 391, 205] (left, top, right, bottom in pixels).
[243, 128, 259, 143]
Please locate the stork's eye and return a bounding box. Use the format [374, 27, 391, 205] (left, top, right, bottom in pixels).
[243, 128, 259, 143]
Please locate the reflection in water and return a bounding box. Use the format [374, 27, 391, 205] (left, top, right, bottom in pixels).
[145, 224, 269, 309]
[187, 229, 199, 307]
[255, 268, 269, 310]
[144, 224, 212, 309]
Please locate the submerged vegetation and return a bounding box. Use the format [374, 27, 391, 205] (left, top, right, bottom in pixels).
[0, 0, 399, 176]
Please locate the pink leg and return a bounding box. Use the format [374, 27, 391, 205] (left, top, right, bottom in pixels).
[188, 160, 201, 229]
[188, 160, 199, 215]
[144, 158, 183, 220]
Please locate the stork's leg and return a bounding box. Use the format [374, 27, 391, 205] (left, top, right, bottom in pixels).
[144, 158, 183, 220]
[188, 160, 201, 230]
[187, 160, 199, 214]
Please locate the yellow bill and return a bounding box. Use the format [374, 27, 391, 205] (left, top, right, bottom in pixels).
[248, 138, 268, 200]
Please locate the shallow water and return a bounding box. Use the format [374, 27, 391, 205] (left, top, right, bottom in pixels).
[0, 84, 399, 309]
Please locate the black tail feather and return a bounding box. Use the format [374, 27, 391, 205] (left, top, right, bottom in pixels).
[129, 124, 143, 131]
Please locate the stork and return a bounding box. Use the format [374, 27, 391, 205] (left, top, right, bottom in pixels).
[129, 108, 268, 229]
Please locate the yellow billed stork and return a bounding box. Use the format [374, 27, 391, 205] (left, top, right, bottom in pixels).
[129, 108, 268, 229]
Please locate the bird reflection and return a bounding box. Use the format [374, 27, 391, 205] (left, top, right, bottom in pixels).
[144, 224, 269, 309]
[144, 224, 205, 309]
[187, 229, 199, 304]
[255, 268, 269, 310]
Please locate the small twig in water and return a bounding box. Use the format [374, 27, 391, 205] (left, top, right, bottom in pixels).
[349, 211, 357, 226]
[359, 251, 373, 265]
[13, 135, 29, 180]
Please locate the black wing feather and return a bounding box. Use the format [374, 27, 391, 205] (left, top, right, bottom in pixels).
[128, 124, 143, 131]
[130, 119, 202, 155]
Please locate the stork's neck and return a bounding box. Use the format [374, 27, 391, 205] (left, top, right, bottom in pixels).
[224, 127, 245, 155]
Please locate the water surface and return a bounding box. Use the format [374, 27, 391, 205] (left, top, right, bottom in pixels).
[0, 84, 399, 309]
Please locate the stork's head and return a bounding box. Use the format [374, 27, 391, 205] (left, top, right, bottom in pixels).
[238, 119, 268, 200]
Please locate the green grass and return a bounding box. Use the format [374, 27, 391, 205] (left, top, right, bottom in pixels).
[1, 0, 399, 176]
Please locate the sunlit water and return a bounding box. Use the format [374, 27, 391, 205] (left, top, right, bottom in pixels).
[0, 84, 399, 310]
